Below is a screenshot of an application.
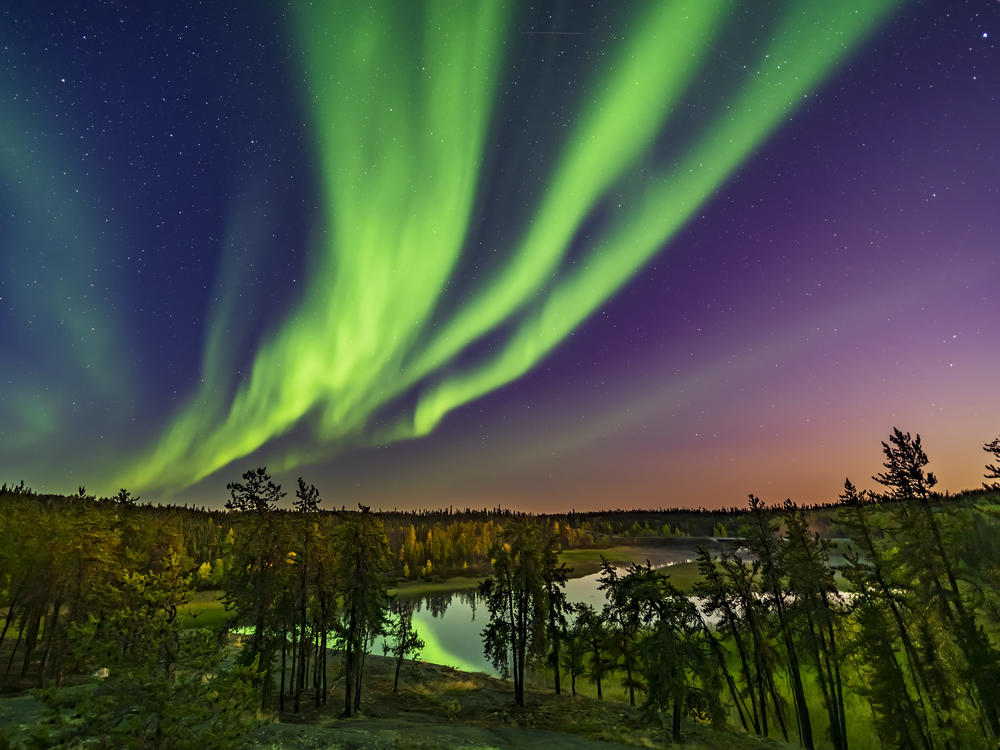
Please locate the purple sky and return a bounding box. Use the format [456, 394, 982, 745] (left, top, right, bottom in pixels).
[1, 1, 997, 510]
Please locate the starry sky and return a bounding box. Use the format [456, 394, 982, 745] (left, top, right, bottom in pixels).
[1, 1, 997, 511]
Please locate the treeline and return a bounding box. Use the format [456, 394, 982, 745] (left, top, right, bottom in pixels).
[0, 487, 601, 588]
[5, 472, 945, 596]
[475, 429, 1000, 748]
[0, 486, 259, 747]
[0, 471, 418, 747]
[0, 487, 217, 687]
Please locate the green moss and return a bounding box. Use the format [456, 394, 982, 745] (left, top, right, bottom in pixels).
[177, 590, 229, 629]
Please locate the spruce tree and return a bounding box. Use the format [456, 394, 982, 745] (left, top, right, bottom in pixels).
[333, 504, 391, 716]
[480, 519, 548, 706]
[746, 494, 814, 750]
[837, 479, 936, 749]
[598, 559, 644, 705]
[382, 598, 425, 693]
[875, 429, 1000, 740]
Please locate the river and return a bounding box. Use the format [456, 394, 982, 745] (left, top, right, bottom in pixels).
[394, 543, 708, 674]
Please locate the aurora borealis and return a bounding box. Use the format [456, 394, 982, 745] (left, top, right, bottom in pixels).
[1, 1, 997, 509]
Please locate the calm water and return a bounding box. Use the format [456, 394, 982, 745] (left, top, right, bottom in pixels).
[395, 544, 705, 674]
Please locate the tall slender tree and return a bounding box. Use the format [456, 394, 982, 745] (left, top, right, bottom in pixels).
[598, 560, 644, 706]
[382, 598, 425, 693]
[480, 519, 548, 707]
[560, 604, 588, 697]
[576, 602, 612, 700]
[781, 501, 848, 750]
[333, 504, 391, 717]
[221, 466, 286, 709]
[837, 479, 936, 750]
[290, 478, 321, 713]
[626, 561, 720, 743]
[540, 524, 569, 695]
[695, 545, 783, 737]
[746, 494, 814, 750]
[876, 429, 1000, 740]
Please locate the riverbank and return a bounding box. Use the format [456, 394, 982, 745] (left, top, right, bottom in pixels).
[558, 540, 710, 589]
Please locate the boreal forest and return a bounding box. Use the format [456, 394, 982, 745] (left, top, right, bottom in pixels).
[0, 428, 998, 749]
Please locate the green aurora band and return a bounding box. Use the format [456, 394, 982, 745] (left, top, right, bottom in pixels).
[117, 0, 901, 496]
[0, 83, 132, 460]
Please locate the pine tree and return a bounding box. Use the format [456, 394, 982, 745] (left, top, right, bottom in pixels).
[837, 479, 936, 749]
[577, 603, 612, 700]
[876, 429, 1000, 741]
[781, 500, 848, 750]
[290, 478, 321, 712]
[695, 545, 777, 736]
[540, 524, 569, 695]
[221, 467, 286, 709]
[225, 467, 285, 513]
[597, 559, 645, 706]
[382, 599, 425, 693]
[746, 494, 814, 750]
[560, 604, 588, 696]
[480, 519, 547, 706]
[333, 504, 391, 716]
[39, 552, 259, 749]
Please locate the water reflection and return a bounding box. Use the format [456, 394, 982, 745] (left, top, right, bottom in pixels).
[396, 545, 706, 675]
[410, 589, 479, 620]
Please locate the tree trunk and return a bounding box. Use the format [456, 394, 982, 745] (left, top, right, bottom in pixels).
[0, 586, 23, 649]
[288, 621, 296, 698]
[313, 625, 321, 701]
[506, 579, 521, 706]
[296, 641, 307, 714]
[775, 599, 814, 750]
[38, 597, 64, 687]
[756, 663, 768, 737]
[552, 630, 561, 695]
[804, 612, 842, 750]
[672, 693, 683, 743]
[762, 661, 787, 740]
[724, 607, 760, 734]
[321, 628, 328, 705]
[21, 612, 40, 679]
[818, 599, 848, 750]
[354, 639, 367, 712]
[747, 603, 787, 741]
[6, 617, 26, 676]
[705, 624, 750, 733]
[299, 559, 309, 704]
[279, 626, 287, 712]
[254, 609, 270, 710]
[343, 606, 357, 717]
[595, 645, 603, 700]
[620, 614, 635, 707]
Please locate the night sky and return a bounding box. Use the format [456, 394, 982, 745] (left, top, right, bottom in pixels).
[1, 1, 997, 511]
